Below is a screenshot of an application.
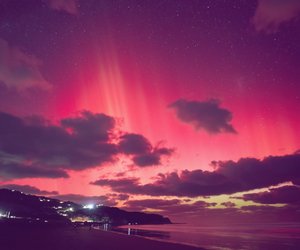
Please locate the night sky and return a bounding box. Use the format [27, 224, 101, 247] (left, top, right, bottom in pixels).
[0, 0, 300, 224]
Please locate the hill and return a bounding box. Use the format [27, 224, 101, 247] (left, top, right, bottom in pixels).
[0, 189, 171, 225]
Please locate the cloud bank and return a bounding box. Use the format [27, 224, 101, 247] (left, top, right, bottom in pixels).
[92, 152, 300, 197]
[241, 185, 300, 205]
[0, 184, 58, 195]
[0, 111, 173, 180]
[123, 198, 216, 214]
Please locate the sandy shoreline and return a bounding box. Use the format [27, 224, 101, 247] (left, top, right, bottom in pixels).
[0, 224, 204, 250]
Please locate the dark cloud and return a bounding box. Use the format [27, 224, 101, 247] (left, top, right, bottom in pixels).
[123, 198, 216, 217]
[124, 198, 181, 210]
[0, 184, 58, 195]
[132, 154, 161, 166]
[164, 202, 217, 216]
[47, 0, 79, 14]
[240, 185, 300, 205]
[52, 194, 117, 207]
[215, 153, 300, 190]
[0, 38, 51, 91]
[193, 205, 300, 225]
[161, 203, 300, 225]
[0, 111, 174, 179]
[92, 152, 300, 197]
[169, 99, 236, 134]
[0, 111, 117, 174]
[221, 201, 236, 208]
[119, 134, 151, 155]
[253, 0, 300, 33]
[119, 133, 174, 167]
[92, 172, 234, 197]
[91, 177, 140, 191]
[108, 193, 129, 201]
[61, 111, 115, 142]
[132, 148, 173, 167]
[0, 162, 68, 180]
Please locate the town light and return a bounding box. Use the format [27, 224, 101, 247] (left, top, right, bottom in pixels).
[83, 204, 95, 209]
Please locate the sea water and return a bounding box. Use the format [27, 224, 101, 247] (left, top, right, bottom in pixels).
[111, 223, 300, 249]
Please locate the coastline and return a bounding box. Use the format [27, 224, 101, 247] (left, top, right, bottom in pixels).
[0, 224, 205, 250]
[108, 225, 203, 249]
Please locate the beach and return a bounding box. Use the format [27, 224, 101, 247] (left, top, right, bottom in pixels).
[0, 224, 203, 250]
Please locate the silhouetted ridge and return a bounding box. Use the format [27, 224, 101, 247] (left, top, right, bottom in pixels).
[0, 189, 171, 225]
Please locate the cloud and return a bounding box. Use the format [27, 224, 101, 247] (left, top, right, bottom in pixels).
[47, 0, 79, 15]
[123, 198, 217, 216]
[108, 193, 129, 201]
[124, 198, 181, 210]
[52, 194, 117, 206]
[61, 111, 115, 143]
[0, 111, 173, 179]
[132, 148, 174, 167]
[194, 205, 300, 225]
[0, 162, 68, 180]
[221, 201, 236, 208]
[118, 133, 174, 167]
[253, 0, 300, 33]
[92, 177, 140, 191]
[0, 111, 117, 174]
[92, 152, 300, 197]
[240, 185, 300, 205]
[119, 134, 152, 155]
[0, 184, 58, 195]
[162, 201, 217, 216]
[0, 38, 51, 91]
[169, 99, 236, 134]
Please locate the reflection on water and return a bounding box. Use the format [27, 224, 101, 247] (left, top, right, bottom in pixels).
[108, 223, 300, 250]
[93, 223, 112, 231]
[112, 226, 170, 240]
[103, 223, 110, 231]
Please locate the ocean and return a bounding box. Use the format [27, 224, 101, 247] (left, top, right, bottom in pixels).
[109, 223, 300, 249]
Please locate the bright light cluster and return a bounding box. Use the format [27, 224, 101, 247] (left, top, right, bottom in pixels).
[83, 204, 95, 209]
